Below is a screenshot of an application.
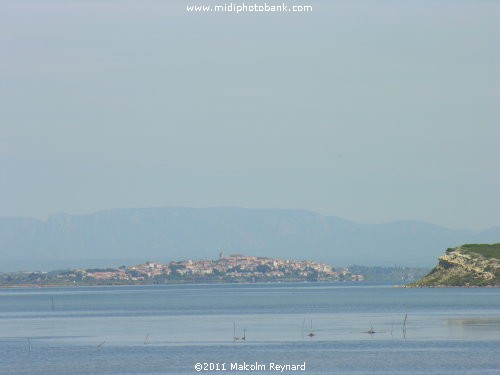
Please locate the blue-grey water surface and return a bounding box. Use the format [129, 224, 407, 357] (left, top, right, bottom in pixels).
[0, 283, 499, 374]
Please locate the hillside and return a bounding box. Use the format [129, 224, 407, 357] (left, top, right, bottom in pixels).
[0, 207, 499, 271]
[411, 244, 500, 287]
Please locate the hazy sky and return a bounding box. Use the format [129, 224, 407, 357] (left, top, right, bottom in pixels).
[1, 0, 499, 230]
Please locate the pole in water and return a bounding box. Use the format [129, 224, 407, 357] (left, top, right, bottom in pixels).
[403, 313, 407, 339]
[51, 296, 54, 311]
[307, 320, 315, 337]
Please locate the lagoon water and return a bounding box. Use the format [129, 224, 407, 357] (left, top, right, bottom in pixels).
[0, 283, 499, 374]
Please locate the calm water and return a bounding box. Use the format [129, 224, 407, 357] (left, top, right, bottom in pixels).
[0, 283, 499, 374]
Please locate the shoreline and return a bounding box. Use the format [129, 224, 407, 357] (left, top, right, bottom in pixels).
[0, 279, 369, 290]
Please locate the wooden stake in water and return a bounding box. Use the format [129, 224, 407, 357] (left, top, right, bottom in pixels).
[403, 313, 408, 339]
[307, 320, 315, 338]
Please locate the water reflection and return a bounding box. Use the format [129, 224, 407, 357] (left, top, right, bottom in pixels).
[445, 317, 500, 340]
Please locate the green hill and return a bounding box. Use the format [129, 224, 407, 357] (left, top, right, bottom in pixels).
[458, 243, 500, 259]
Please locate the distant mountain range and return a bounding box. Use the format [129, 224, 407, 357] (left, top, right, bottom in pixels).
[1, 207, 499, 272]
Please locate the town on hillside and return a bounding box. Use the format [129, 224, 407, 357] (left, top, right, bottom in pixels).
[0, 254, 364, 286]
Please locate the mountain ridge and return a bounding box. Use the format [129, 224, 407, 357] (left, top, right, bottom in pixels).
[0, 207, 498, 272]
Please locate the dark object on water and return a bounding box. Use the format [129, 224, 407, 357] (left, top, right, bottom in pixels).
[362, 326, 376, 335]
[307, 320, 315, 338]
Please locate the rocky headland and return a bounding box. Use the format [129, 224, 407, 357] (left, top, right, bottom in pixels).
[411, 244, 500, 287]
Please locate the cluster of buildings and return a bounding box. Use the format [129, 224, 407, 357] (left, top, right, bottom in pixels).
[61, 254, 363, 283]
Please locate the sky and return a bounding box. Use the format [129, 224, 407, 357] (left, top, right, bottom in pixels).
[0, 0, 499, 230]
